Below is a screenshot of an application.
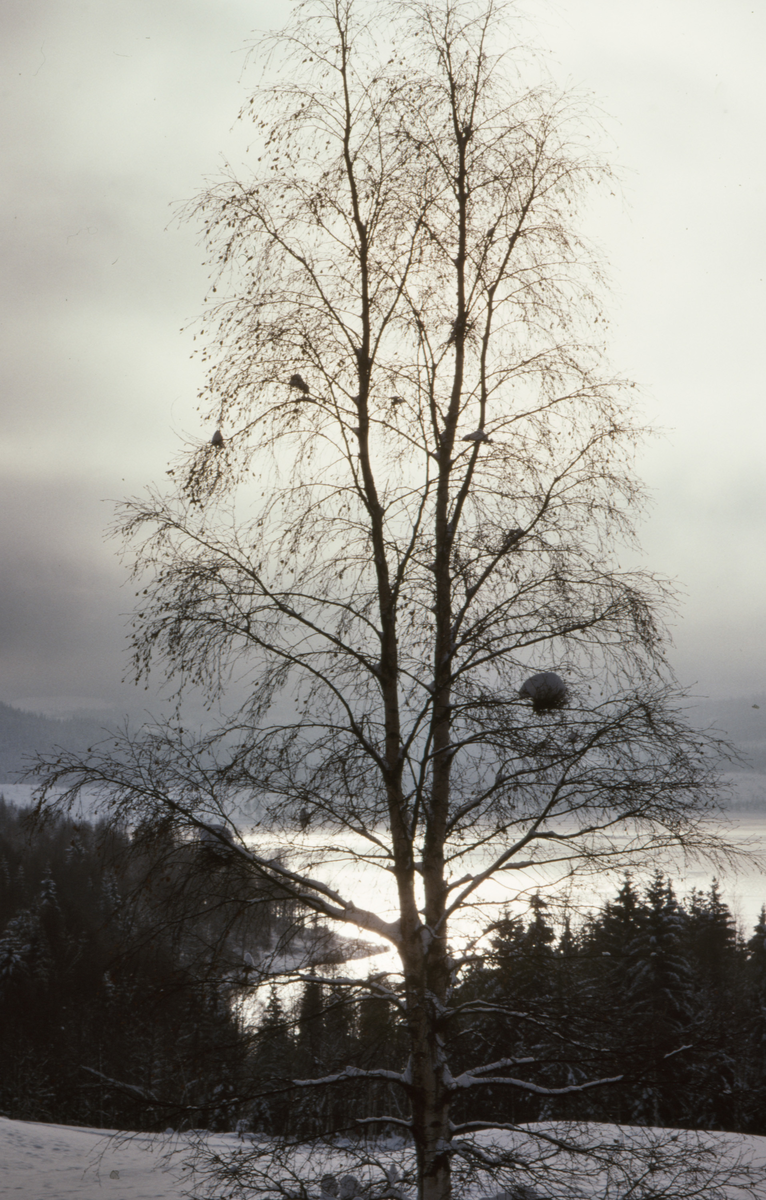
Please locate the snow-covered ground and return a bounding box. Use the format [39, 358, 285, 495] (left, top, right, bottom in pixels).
[0, 1118, 193, 1199]
[2, 1117, 766, 1200]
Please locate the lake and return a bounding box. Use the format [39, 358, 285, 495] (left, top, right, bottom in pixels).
[3, 774, 766, 945]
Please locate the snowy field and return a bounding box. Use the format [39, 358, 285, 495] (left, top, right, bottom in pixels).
[3, 1117, 766, 1200]
[0, 1117, 193, 1198]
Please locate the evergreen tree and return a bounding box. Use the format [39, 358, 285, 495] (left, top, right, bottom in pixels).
[621, 873, 695, 1125]
[293, 975, 327, 1136]
[250, 985, 295, 1134]
[743, 906, 766, 1129]
[685, 882, 745, 1129]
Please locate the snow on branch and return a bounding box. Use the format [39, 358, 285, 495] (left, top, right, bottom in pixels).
[449, 1069, 623, 1095]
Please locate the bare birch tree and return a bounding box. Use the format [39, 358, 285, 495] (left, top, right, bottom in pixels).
[33, 2, 750, 1197]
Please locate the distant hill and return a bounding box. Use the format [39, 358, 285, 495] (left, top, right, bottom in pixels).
[0, 701, 116, 782]
[2, 692, 763, 791]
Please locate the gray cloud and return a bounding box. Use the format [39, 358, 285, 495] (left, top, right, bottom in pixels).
[1, 0, 764, 714]
[0, 475, 131, 702]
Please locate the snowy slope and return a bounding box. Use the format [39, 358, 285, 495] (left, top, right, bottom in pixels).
[2, 1117, 766, 1200]
[0, 1118, 193, 1199]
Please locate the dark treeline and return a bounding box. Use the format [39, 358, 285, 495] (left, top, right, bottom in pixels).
[248, 876, 766, 1140]
[4, 793, 766, 1138]
[449, 876, 766, 1134]
[0, 798, 298, 1130]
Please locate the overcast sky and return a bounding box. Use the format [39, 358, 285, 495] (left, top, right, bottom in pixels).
[1, 0, 764, 720]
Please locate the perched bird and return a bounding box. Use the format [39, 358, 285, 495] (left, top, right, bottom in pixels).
[211, 429, 224, 448]
[461, 429, 491, 443]
[289, 373, 310, 394]
[519, 671, 568, 714]
[243, 951, 256, 970]
[299, 807, 311, 831]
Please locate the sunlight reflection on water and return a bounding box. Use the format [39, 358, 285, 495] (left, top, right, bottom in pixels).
[4, 780, 765, 981]
[243, 805, 766, 987]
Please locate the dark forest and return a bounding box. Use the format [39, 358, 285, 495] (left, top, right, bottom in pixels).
[2, 800, 765, 1138]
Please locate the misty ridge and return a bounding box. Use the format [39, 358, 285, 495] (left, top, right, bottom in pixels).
[1, 696, 764, 803]
[0, 701, 118, 784]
